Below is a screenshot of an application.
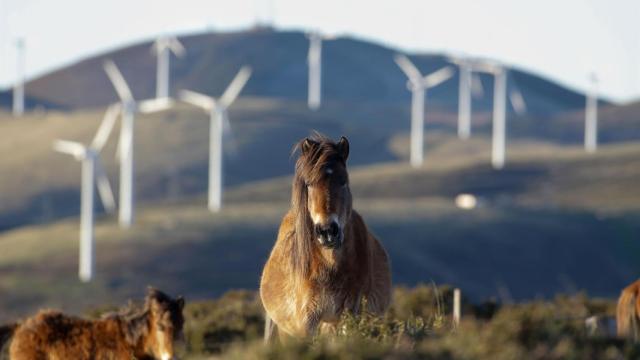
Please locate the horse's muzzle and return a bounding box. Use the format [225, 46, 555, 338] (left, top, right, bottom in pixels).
[316, 221, 343, 249]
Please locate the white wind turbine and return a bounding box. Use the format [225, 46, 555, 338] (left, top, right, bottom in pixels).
[584, 73, 598, 153]
[180, 66, 252, 212]
[394, 54, 455, 168]
[103, 60, 173, 228]
[53, 104, 120, 282]
[13, 38, 25, 117]
[307, 32, 328, 110]
[152, 36, 185, 99]
[472, 61, 527, 169]
[448, 56, 486, 139]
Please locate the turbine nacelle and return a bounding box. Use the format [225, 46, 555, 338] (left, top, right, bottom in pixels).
[151, 36, 185, 57]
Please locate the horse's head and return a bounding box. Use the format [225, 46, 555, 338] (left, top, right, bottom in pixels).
[295, 134, 351, 250]
[145, 287, 185, 360]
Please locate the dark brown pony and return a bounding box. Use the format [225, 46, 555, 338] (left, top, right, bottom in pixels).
[260, 134, 392, 340]
[617, 279, 640, 340]
[2, 287, 184, 360]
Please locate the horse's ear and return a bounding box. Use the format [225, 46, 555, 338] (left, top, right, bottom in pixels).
[337, 136, 349, 161]
[301, 138, 318, 155]
[176, 296, 185, 310]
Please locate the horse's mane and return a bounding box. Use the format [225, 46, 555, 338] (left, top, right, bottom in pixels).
[290, 132, 346, 279]
[100, 299, 150, 346]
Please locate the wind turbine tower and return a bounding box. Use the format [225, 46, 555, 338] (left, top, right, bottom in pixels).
[584, 73, 598, 153]
[472, 61, 526, 169]
[13, 38, 25, 117]
[394, 54, 454, 167]
[152, 36, 185, 99]
[180, 67, 252, 212]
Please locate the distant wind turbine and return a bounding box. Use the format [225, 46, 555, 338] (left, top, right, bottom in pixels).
[584, 73, 598, 153]
[152, 36, 185, 99]
[307, 32, 334, 110]
[472, 61, 527, 169]
[394, 54, 455, 167]
[180, 66, 252, 212]
[13, 38, 25, 117]
[448, 56, 485, 139]
[103, 60, 174, 228]
[53, 104, 120, 282]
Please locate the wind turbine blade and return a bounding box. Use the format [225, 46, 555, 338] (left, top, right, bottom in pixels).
[179, 89, 215, 110]
[138, 97, 174, 113]
[219, 66, 252, 107]
[471, 74, 485, 98]
[423, 66, 455, 88]
[94, 156, 116, 213]
[169, 37, 186, 57]
[91, 104, 120, 150]
[221, 111, 239, 157]
[509, 88, 527, 116]
[393, 54, 422, 80]
[53, 140, 86, 158]
[103, 60, 134, 103]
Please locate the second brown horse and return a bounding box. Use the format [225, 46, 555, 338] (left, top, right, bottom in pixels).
[260, 134, 392, 340]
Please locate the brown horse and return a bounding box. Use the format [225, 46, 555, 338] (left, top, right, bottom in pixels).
[617, 279, 640, 340]
[260, 134, 392, 340]
[3, 287, 184, 360]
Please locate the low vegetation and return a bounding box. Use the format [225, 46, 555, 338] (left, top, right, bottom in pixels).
[1, 284, 638, 359]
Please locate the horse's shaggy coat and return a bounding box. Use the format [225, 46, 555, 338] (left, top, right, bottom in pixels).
[5, 288, 184, 360]
[260, 134, 391, 339]
[617, 279, 640, 340]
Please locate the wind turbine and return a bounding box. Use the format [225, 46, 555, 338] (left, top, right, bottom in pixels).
[152, 36, 185, 99]
[13, 38, 25, 117]
[103, 60, 173, 228]
[180, 66, 252, 212]
[472, 61, 527, 169]
[394, 54, 455, 167]
[584, 73, 598, 153]
[53, 104, 120, 282]
[448, 56, 485, 139]
[307, 32, 325, 110]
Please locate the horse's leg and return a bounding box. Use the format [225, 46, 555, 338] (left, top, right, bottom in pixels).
[263, 314, 278, 344]
[319, 322, 337, 337]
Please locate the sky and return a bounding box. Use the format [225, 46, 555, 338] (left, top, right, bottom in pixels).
[0, 0, 638, 102]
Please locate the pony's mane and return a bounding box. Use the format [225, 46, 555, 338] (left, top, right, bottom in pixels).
[120, 310, 150, 346]
[290, 133, 346, 279]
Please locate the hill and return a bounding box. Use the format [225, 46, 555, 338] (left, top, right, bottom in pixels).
[0, 95, 638, 231]
[0, 138, 638, 320]
[4, 29, 590, 116]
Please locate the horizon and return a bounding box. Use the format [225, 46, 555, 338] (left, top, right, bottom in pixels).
[0, 0, 638, 103]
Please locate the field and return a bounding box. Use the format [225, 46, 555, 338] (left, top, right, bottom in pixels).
[0, 95, 639, 358]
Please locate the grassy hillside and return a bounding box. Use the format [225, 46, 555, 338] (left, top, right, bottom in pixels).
[1, 95, 638, 231]
[0, 138, 638, 321]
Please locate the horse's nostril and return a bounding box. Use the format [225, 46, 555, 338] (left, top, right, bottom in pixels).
[329, 222, 340, 237]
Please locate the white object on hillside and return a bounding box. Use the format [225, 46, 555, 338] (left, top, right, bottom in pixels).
[152, 36, 185, 99]
[103, 60, 174, 228]
[395, 54, 454, 168]
[180, 66, 252, 212]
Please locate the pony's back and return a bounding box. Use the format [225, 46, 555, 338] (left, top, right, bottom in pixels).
[9, 310, 129, 360]
[617, 280, 640, 340]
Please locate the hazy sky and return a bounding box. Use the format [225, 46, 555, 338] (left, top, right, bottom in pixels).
[0, 0, 638, 102]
